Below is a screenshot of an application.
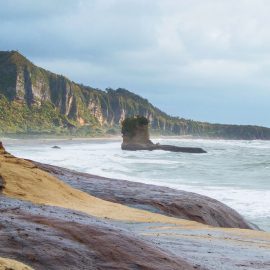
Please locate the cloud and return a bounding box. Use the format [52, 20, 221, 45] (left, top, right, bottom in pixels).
[0, 0, 78, 20]
[0, 0, 270, 126]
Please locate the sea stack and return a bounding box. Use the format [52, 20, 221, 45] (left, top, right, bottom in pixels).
[121, 116, 207, 153]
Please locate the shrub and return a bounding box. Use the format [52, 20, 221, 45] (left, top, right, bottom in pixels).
[121, 116, 149, 137]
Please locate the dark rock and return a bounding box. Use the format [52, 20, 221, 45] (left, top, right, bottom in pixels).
[0, 175, 4, 191]
[157, 144, 206, 153]
[122, 143, 206, 153]
[52, 146, 61, 149]
[121, 116, 206, 153]
[0, 202, 196, 270]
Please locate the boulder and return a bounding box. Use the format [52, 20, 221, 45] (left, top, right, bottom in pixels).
[52, 146, 61, 149]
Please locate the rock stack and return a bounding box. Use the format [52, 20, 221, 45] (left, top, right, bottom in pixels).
[121, 116, 206, 153]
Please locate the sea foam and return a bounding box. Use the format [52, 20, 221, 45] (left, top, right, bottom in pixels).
[4, 138, 270, 231]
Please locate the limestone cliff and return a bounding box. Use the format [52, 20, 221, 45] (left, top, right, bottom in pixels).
[1, 50, 270, 139]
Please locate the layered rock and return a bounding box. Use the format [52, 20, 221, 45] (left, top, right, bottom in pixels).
[121, 116, 206, 153]
[0, 199, 194, 270]
[35, 161, 254, 229]
[1, 50, 270, 138]
[1, 143, 270, 269]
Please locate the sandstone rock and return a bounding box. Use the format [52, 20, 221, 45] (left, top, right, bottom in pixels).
[35, 162, 255, 229]
[0, 198, 196, 270]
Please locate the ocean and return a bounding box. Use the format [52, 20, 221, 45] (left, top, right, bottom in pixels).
[3, 138, 270, 231]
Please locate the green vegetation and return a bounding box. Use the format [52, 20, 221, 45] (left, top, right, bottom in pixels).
[0, 95, 67, 134]
[1, 50, 270, 139]
[121, 116, 149, 138]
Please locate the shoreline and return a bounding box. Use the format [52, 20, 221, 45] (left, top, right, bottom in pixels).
[2, 133, 270, 142]
[3, 137, 270, 232]
[1, 144, 270, 269]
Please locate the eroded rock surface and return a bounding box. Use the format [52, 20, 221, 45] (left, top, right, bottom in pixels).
[1, 143, 269, 270]
[0, 196, 197, 270]
[35, 162, 254, 229]
[1, 195, 269, 270]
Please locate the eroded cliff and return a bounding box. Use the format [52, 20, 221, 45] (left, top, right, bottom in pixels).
[1, 50, 270, 139]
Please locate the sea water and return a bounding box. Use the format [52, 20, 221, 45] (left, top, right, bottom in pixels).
[3, 138, 270, 231]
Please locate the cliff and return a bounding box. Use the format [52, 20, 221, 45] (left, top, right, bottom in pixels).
[1, 50, 270, 139]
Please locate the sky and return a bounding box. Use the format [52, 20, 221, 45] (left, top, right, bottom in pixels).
[0, 0, 270, 127]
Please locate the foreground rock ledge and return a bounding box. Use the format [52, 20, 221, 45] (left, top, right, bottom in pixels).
[1, 142, 270, 270]
[35, 161, 255, 229]
[121, 116, 206, 153]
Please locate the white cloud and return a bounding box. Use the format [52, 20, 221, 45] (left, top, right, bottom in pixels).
[183, 59, 260, 80]
[1, 0, 270, 126]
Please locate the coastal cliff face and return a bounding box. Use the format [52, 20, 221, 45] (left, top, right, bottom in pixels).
[1, 50, 270, 139]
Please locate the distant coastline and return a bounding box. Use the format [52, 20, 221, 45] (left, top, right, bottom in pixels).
[1, 50, 270, 140]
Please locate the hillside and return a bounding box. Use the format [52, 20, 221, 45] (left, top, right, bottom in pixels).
[0, 50, 270, 139]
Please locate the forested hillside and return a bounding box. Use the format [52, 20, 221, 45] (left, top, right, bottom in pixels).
[0, 50, 269, 139]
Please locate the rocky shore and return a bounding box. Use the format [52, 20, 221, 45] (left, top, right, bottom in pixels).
[0, 142, 270, 269]
[35, 162, 254, 229]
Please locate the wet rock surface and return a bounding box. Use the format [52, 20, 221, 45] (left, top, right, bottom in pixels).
[0, 196, 197, 270]
[1, 195, 269, 270]
[156, 144, 206, 153]
[1, 144, 269, 270]
[134, 223, 270, 270]
[34, 162, 254, 229]
[51, 145, 61, 149]
[122, 143, 206, 153]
